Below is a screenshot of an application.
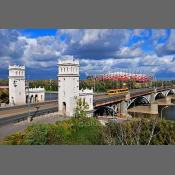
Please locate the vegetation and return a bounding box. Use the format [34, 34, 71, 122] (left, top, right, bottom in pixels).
[0, 79, 175, 93]
[0, 89, 9, 104]
[2, 116, 175, 145]
[29, 80, 58, 91]
[0, 80, 8, 86]
[103, 118, 175, 145]
[80, 79, 175, 93]
[1, 117, 103, 145]
[1, 98, 103, 145]
[74, 98, 89, 119]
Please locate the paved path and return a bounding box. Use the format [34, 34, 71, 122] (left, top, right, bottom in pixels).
[0, 112, 68, 140]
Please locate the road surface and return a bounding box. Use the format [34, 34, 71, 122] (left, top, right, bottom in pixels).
[0, 101, 58, 126]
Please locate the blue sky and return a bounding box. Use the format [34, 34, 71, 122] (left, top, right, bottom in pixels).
[0, 29, 175, 80]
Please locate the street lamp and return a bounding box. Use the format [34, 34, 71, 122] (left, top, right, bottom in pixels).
[13, 80, 17, 106]
[94, 74, 96, 93]
[160, 105, 168, 120]
[49, 79, 52, 102]
[26, 79, 31, 120]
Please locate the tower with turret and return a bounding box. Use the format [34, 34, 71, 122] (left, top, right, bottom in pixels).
[58, 56, 80, 116]
[8, 65, 26, 105]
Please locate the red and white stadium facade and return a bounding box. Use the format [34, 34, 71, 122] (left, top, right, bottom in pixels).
[92, 72, 153, 83]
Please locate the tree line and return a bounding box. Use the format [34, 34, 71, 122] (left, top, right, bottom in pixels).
[1, 79, 175, 93]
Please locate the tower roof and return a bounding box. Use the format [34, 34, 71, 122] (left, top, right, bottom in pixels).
[58, 55, 79, 65]
[8, 65, 25, 70]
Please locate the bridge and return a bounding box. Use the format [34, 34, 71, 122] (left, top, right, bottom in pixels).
[93, 86, 175, 116]
[0, 86, 175, 126]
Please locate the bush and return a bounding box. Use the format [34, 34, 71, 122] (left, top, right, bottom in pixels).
[22, 124, 50, 145]
[2, 132, 24, 145]
[103, 118, 175, 145]
[3, 117, 175, 145]
[2, 117, 103, 145]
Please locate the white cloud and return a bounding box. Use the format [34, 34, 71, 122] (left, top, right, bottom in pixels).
[117, 47, 144, 58]
[0, 29, 175, 79]
[58, 29, 131, 59]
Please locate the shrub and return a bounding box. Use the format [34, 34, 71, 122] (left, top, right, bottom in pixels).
[103, 118, 175, 145]
[2, 117, 103, 145]
[2, 132, 24, 145]
[21, 124, 51, 145]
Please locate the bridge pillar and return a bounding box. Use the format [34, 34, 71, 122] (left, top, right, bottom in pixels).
[150, 93, 155, 103]
[165, 96, 171, 104]
[150, 102, 158, 114]
[119, 101, 128, 116]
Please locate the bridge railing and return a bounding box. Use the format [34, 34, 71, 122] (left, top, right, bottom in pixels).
[94, 86, 174, 107]
[0, 100, 58, 111]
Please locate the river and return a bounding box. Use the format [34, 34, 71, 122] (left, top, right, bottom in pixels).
[45, 92, 58, 101]
[163, 106, 175, 120]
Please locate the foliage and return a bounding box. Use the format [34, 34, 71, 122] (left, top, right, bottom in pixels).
[0, 89, 9, 104]
[29, 80, 58, 91]
[1, 132, 24, 145]
[3, 114, 175, 145]
[2, 117, 103, 145]
[74, 98, 89, 119]
[103, 118, 175, 145]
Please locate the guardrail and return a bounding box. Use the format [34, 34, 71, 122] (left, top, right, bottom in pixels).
[0, 107, 58, 126]
[0, 100, 58, 111]
[94, 87, 173, 107]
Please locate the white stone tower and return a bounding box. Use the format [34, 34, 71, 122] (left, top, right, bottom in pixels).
[58, 56, 79, 116]
[9, 65, 26, 105]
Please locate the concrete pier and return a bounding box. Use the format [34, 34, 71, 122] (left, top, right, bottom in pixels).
[165, 96, 172, 104]
[150, 102, 158, 114]
[118, 101, 128, 117]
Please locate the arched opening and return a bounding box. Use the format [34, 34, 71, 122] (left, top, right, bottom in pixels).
[35, 94, 38, 103]
[166, 90, 174, 96]
[128, 96, 150, 109]
[155, 92, 165, 100]
[62, 102, 66, 114]
[26, 95, 29, 103]
[94, 106, 117, 117]
[30, 95, 33, 103]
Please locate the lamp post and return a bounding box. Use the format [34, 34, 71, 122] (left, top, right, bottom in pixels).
[160, 105, 168, 120]
[49, 79, 52, 102]
[94, 75, 96, 93]
[13, 80, 17, 106]
[26, 79, 31, 120]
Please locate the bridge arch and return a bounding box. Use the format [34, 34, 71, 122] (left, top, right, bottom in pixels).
[127, 96, 150, 109]
[165, 89, 175, 97]
[94, 106, 116, 116]
[154, 92, 165, 100]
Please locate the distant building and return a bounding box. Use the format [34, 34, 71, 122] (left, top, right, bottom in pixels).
[93, 72, 153, 83]
[58, 56, 93, 117]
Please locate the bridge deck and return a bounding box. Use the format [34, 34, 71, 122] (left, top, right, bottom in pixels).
[94, 87, 173, 107]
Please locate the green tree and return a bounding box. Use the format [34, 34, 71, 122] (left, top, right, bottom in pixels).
[74, 98, 89, 119]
